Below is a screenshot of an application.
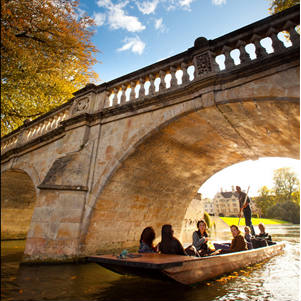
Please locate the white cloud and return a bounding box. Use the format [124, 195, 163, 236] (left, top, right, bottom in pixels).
[136, 0, 159, 14]
[96, 0, 145, 32]
[108, 4, 146, 32]
[212, 0, 226, 5]
[117, 36, 146, 55]
[96, 0, 112, 8]
[155, 18, 163, 29]
[154, 18, 167, 32]
[179, 0, 195, 10]
[94, 12, 106, 26]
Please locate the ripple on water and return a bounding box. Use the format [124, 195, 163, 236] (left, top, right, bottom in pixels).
[1, 225, 300, 301]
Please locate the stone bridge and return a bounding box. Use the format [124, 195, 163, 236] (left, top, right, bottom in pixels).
[1, 6, 300, 261]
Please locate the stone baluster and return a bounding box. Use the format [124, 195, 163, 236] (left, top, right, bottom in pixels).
[30, 125, 38, 139]
[40, 122, 47, 135]
[112, 88, 118, 106]
[62, 111, 67, 122]
[120, 85, 126, 104]
[159, 70, 166, 91]
[284, 20, 300, 47]
[130, 81, 136, 101]
[55, 112, 64, 128]
[222, 46, 235, 70]
[36, 124, 43, 137]
[268, 27, 286, 53]
[26, 127, 33, 140]
[50, 117, 57, 130]
[139, 78, 145, 98]
[169, 66, 177, 88]
[236, 40, 251, 64]
[45, 117, 52, 132]
[149, 74, 155, 96]
[251, 34, 268, 60]
[181, 62, 189, 84]
[103, 90, 111, 108]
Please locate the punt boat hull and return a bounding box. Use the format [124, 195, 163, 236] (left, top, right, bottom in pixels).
[87, 242, 285, 285]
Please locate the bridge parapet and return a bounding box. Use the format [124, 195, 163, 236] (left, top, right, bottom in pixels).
[101, 5, 299, 108]
[1, 5, 299, 158]
[1, 105, 70, 156]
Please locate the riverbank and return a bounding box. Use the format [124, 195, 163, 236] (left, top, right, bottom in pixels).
[220, 217, 291, 226]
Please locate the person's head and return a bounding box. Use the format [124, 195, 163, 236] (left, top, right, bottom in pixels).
[236, 186, 241, 193]
[197, 219, 208, 234]
[140, 226, 155, 247]
[258, 223, 265, 234]
[244, 226, 251, 235]
[161, 224, 174, 241]
[230, 225, 240, 237]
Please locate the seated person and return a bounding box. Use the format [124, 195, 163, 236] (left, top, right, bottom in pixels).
[255, 223, 274, 245]
[244, 226, 254, 249]
[158, 224, 186, 255]
[138, 226, 156, 253]
[192, 220, 211, 256]
[220, 225, 248, 254]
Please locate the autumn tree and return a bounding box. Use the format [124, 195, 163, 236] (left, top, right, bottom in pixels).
[1, 0, 99, 136]
[269, 0, 300, 14]
[254, 186, 276, 217]
[272, 167, 299, 202]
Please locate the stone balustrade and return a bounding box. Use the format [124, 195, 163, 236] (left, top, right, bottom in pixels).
[1, 106, 70, 155]
[102, 7, 299, 109]
[1, 5, 299, 157]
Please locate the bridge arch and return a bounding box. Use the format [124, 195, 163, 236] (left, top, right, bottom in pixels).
[83, 95, 299, 254]
[1, 168, 38, 240]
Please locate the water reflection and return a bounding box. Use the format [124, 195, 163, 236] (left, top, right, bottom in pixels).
[1, 225, 299, 301]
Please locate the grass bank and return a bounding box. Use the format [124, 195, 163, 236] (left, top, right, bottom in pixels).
[220, 217, 290, 226]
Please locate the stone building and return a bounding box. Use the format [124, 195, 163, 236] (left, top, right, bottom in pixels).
[213, 187, 239, 216]
[213, 186, 260, 216]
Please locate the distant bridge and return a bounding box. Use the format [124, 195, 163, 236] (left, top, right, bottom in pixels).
[1, 6, 299, 261]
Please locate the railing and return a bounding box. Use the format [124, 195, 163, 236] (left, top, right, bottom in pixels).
[1, 106, 70, 154]
[1, 5, 299, 157]
[101, 6, 299, 108]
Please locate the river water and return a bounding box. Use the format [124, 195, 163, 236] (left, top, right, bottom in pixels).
[1, 224, 299, 301]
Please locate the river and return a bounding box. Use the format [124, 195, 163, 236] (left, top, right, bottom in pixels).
[1, 224, 299, 301]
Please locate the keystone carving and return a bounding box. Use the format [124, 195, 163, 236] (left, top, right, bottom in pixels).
[71, 97, 90, 116]
[194, 52, 212, 77]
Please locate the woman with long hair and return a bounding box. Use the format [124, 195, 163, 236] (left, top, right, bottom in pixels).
[192, 219, 210, 256]
[158, 224, 186, 255]
[138, 226, 156, 253]
[220, 225, 248, 253]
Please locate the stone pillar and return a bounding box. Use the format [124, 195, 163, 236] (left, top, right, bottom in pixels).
[24, 189, 87, 262]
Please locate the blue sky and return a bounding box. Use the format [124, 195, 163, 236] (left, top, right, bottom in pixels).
[79, 0, 271, 83]
[78, 0, 300, 198]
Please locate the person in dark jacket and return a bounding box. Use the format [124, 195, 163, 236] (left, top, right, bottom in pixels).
[236, 186, 256, 236]
[158, 224, 186, 255]
[138, 226, 157, 253]
[221, 225, 248, 254]
[255, 223, 273, 245]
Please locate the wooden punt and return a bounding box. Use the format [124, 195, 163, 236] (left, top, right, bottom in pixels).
[87, 242, 285, 285]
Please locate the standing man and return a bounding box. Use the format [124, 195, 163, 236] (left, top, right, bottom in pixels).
[236, 186, 255, 236]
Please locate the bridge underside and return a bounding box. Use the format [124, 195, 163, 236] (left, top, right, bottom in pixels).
[1, 170, 36, 240]
[84, 99, 299, 254]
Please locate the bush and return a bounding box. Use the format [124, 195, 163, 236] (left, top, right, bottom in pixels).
[267, 201, 300, 224]
[204, 211, 212, 228]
